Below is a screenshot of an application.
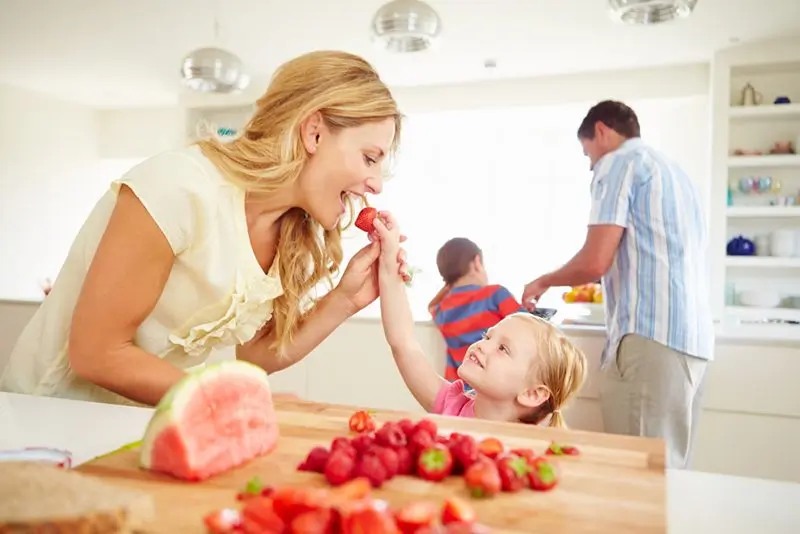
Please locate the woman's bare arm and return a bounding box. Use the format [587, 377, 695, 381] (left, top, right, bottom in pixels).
[236, 288, 354, 373]
[68, 186, 185, 406]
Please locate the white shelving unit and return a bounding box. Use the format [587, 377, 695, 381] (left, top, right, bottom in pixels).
[710, 37, 800, 337]
[185, 104, 256, 143]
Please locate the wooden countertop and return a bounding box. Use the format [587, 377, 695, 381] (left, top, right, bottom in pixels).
[77, 398, 666, 533]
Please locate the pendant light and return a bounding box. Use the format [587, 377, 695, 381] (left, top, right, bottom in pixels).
[371, 0, 443, 53]
[180, 11, 249, 93]
[608, 0, 698, 25]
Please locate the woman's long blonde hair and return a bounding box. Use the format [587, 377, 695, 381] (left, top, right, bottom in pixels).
[512, 314, 588, 428]
[197, 51, 402, 354]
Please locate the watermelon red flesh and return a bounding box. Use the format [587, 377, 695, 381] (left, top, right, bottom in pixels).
[142, 362, 279, 481]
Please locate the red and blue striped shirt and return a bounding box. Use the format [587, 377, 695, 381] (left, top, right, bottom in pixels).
[431, 284, 525, 381]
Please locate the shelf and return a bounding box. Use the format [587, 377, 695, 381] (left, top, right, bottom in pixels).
[727, 155, 800, 168]
[726, 256, 800, 268]
[728, 103, 800, 120]
[727, 206, 800, 218]
[726, 306, 800, 322]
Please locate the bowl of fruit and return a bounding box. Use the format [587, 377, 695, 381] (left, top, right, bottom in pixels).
[560, 283, 604, 324]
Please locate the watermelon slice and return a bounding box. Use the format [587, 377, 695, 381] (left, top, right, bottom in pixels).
[139, 361, 279, 481]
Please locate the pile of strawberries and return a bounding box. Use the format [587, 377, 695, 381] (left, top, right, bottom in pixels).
[205, 477, 488, 533]
[297, 412, 576, 499]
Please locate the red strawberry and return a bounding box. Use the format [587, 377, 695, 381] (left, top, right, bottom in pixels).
[339, 499, 399, 534]
[394, 445, 413, 475]
[298, 446, 330, 473]
[496, 454, 531, 492]
[527, 457, 560, 491]
[371, 446, 399, 478]
[270, 488, 330, 525]
[510, 448, 537, 464]
[354, 452, 389, 488]
[397, 418, 415, 438]
[351, 434, 375, 454]
[414, 419, 438, 439]
[291, 508, 334, 534]
[448, 434, 479, 474]
[443, 523, 492, 534]
[331, 437, 357, 458]
[324, 449, 356, 486]
[546, 442, 580, 456]
[349, 410, 377, 433]
[477, 437, 504, 460]
[464, 459, 501, 498]
[395, 501, 438, 534]
[375, 422, 407, 449]
[203, 508, 243, 534]
[240, 498, 286, 534]
[416, 444, 453, 482]
[408, 429, 436, 458]
[441, 496, 476, 525]
[354, 207, 379, 232]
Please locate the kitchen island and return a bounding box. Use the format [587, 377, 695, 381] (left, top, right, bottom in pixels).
[1, 392, 798, 533]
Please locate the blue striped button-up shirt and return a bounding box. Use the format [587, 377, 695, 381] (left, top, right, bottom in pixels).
[589, 138, 714, 366]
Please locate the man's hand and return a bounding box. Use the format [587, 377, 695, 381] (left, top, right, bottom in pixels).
[522, 276, 551, 310]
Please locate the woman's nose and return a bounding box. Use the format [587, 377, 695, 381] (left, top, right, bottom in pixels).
[366, 175, 383, 195]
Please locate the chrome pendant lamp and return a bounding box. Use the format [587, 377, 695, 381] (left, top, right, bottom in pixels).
[608, 0, 698, 25]
[371, 0, 443, 53]
[180, 14, 249, 93]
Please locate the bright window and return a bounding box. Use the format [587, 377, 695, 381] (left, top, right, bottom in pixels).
[321, 97, 711, 321]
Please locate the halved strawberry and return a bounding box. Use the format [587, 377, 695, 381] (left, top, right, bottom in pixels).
[349, 410, 377, 433]
[354, 207, 379, 232]
[441, 496, 476, 525]
[203, 508, 242, 534]
[290, 508, 334, 534]
[477, 437, 504, 459]
[340, 499, 399, 534]
[395, 501, 438, 533]
[545, 442, 580, 456]
[240, 497, 286, 532]
[271, 486, 330, 524]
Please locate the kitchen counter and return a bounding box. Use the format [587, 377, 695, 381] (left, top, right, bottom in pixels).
[0, 392, 798, 533]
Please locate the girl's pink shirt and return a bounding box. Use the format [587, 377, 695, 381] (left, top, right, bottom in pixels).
[432, 380, 476, 418]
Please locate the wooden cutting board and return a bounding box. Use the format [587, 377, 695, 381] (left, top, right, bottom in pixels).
[77, 399, 666, 533]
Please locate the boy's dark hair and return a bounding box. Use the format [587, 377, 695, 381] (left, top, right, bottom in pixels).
[577, 100, 641, 140]
[436, 238, 482, 285]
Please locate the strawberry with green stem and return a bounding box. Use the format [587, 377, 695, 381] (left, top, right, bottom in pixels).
[496, 454, 531, 492]
[416, 444, 454, 482]
[527, 457, 560, 491]
[546, 442, 580, 456]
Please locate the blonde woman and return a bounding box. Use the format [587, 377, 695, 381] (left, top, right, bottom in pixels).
[0, 51, 405, 406]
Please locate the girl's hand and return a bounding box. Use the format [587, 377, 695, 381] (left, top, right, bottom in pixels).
[373, 212, 411, 282]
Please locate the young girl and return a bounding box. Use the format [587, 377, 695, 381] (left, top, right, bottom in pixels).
[372, 213, 588, 427]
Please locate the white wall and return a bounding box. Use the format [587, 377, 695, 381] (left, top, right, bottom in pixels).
[0, 84, 100, 300]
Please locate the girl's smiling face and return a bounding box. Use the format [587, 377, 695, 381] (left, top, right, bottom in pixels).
[457, 316, 539, 401]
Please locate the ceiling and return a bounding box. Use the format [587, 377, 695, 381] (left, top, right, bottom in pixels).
[1, 0, 798, 108]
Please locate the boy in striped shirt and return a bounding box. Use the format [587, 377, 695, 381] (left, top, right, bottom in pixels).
[428, 238, 525, 381]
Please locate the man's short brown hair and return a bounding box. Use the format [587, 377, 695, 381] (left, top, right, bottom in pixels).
[577, 100, 641, 140]
[436, 238, 482, 285]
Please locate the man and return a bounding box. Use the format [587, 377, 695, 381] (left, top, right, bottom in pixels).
[521, 100, 713, 469]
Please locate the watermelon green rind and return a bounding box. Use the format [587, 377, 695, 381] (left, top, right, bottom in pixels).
[139, 360, 270, 469]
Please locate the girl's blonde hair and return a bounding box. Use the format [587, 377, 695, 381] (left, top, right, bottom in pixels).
[197, 51, 402, 354]
[510, 314, 588, 428]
